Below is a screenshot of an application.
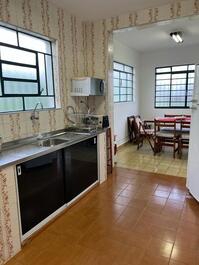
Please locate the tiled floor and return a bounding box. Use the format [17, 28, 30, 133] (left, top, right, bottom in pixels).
[116, 142, 188, 177]
[7, 167, 199, 265]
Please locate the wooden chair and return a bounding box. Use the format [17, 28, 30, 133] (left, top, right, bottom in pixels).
[128, 115, 155, 151]
[127, 116, 136, 142]
[164, 114, 191, 118]
[178, 120, 190, 158]
[154, 119, 180, 158]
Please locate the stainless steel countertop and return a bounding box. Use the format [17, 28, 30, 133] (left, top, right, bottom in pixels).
[0, 128, 105, 170]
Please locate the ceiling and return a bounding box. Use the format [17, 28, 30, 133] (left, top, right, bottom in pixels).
[48, 0, 172, 21]
[114, 16, 199, 52]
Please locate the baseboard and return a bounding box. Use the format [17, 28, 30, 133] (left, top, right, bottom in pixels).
[117, 140, 130, 150]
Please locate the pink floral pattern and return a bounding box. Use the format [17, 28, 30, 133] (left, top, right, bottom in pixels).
[0, 171, 14, 262]
[0, 215, 5, 265]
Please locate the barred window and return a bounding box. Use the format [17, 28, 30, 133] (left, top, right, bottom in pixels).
[0, 24, 56, 113]
[113, 62, 134, 103]
[155, 64, 195, 108]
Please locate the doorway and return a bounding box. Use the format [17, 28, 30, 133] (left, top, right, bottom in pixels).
[111, 16, 199, 177]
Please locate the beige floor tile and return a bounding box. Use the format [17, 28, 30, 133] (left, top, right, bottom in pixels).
[117, 142, 188, 178]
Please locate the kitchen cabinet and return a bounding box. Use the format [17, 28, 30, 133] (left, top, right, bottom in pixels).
[16, 136, 98, 238]
[63, 136, 98, 203]
[16, 150, 65, 236]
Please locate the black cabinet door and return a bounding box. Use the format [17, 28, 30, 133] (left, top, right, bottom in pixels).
[64, 137, 98, 203]
[17, 151, 65, 235]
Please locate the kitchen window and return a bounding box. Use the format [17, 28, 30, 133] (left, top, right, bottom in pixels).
[113, 61, 134, 103]
[155, 64, 195, 108]
[0, 24, 56, 113]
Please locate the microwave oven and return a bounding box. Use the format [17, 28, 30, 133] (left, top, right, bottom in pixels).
[71, 77, 105, 96]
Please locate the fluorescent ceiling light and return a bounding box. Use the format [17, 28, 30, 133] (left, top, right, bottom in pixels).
[170, 32, 183, 43]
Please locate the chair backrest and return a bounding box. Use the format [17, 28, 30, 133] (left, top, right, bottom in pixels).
[127, 115, 143, 138]
[127, 116, 135, 134]
[180, 120, 190, 133]
[154, 119, 177, 137]
[164, 114, 181, 117]
[134, 116, 143, 132]
[164, 114, 191, 118]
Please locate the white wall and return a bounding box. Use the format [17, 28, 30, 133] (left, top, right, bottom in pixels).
[139, 45, 199, 119]
[113, 39, 140, 146]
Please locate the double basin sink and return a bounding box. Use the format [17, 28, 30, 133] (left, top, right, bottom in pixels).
[32, 131, 92, 148]
[35, 138, 69, 147]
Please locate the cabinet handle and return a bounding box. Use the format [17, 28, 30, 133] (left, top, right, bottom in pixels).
[17, 166, 22, 176]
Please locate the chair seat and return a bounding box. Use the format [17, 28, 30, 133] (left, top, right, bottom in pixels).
[156, 131, 175, 138]
[181, 133, 190, 140]
[140, 129, 154, 135]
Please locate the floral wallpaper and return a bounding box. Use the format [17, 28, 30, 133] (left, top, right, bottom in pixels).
[0, 167, 21, 265]
[83, 0, 198, 128]
[0, 0, 85, 143]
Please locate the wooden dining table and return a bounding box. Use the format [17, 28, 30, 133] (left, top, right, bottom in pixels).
[155, 116, 191, 133]
[154, 116, 191, 158]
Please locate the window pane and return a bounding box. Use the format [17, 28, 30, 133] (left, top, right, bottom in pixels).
[120, 95, 127, 101]
[114, 78, 119, 86]
[0, 46, 36, 65]
[172, 73, 186, 79]
[127, 81, 132, 87]
[127, 88, 132, 94]
[0, 79, 2, 96]
[171, 102, 185, 107]
[172, 79, 186, 85]
[156, 67, 171, 73]
[156, 90, 170, 97]
[113, 62, 133, 103]
[188, 73, 195, 78]
[113, 71, 119, 78]
[45, 55, 54, 95]
[187, 89, 193, 96]
[127, 95, 133, 101]
[24, 96, 55, 110]
[187, 96, 193, 102]
[156, 102, 170, 107]
[171, 96, 185, 102]
[121, 80, 126, 87]
[172, 65, 187, 72]
[189, 65, 195, 71]
[0, 97, 23, 112]
[0, 26, 17, 45]
[4, 81, 38, 95]
[120, 73, 127, 79]
[113, 62, 123, 71]
[0, 25, 55, 113]
[38, 53, 47, 95]
[127, 74, 132, 80]
[156, 80, 170, 86]
[2, 64, 37, 80]
[114, 87, 119, 94]
[156, 96, 170, 102]
[18, 32, 51, 54]
[120, 87, 126, 94]
[124, 66, 132, 73]
[156, 85, 170, 91]
[171, 90, 186, 97]
[156, 74, 171, 80]
[188, 78, 194, 84]
[114, 95, 119, 102]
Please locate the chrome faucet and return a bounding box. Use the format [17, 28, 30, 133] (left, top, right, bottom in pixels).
[66, 105, 76, 125]
[80, 100, 91, 114]
[30, 102, 44, 120]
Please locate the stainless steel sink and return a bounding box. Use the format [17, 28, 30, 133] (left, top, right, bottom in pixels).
[34, 138, 69, 147]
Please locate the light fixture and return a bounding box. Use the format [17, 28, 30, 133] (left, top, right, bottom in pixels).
[170, 32, 183, 43]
